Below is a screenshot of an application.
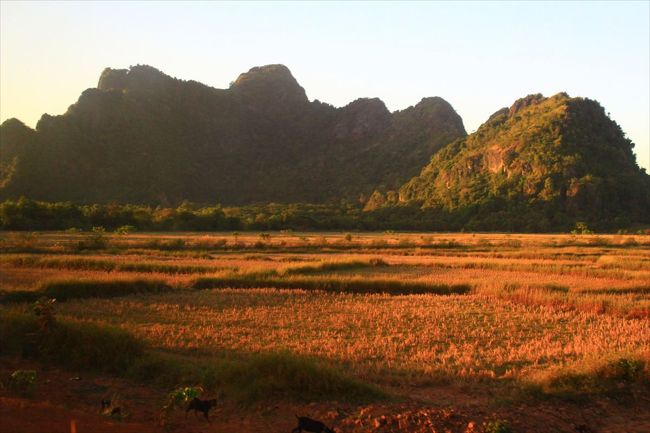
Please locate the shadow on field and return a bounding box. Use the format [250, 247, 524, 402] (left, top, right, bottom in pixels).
[0, 310, 384, 404]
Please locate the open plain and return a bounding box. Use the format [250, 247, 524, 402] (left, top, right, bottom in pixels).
[1, 231, 649, 433]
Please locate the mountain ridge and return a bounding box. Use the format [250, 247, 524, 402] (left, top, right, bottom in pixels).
[0, 64, 466, 205]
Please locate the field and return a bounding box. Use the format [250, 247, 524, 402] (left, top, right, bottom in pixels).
[1, 231, 649, 433]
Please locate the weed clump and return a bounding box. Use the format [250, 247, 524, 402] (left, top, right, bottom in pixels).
[8, 369, 38, 395]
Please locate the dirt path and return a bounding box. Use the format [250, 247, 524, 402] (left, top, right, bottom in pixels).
[1, 358, 649, 433]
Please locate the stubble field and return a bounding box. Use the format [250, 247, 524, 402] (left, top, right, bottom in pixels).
[1, 231, 649, 433]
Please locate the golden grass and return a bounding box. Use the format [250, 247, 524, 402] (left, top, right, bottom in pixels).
[1, 231, 649, 394]
[53, 289, 650, 385]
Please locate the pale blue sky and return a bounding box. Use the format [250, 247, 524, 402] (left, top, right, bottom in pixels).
[1, 1, 648, 170]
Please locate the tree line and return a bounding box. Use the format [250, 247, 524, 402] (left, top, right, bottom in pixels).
[2, 197, 648, 233]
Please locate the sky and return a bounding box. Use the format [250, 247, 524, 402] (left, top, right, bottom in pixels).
[1, 1, 649, 170]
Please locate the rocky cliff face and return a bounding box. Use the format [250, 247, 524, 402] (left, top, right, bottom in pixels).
[0, 64, 466, 205]
[398, 93, 650, 226]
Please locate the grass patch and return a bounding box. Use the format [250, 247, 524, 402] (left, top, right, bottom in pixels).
[283, 258, 389, 276]
[525, 354, 650, 400]
[192, 274, 470, 295]
[5, 256, 216, 275]
[0, 310, 384, 403]
[0, 310, 144, 374]
[0, 279, 172, 303]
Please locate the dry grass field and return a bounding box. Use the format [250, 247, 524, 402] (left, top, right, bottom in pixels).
[1, 231, 649, 432]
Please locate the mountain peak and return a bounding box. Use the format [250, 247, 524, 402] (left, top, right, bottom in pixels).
[508, 93, 546, 116]
[399, 92, 650, 229]
[97, 65, 171, 92]
[231, 64, 308, 105]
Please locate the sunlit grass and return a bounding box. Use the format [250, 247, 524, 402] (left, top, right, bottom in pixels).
[1, 230, 649, 400]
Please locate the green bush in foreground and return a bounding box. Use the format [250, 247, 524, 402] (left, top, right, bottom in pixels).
[8, 369, 38, 395]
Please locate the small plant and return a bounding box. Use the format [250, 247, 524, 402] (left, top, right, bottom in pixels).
[483, 420, 512, 433]
[115, 225, 136, 235]
[160, 385, 204, 430]
[76, 226, 108, 250]
[160, 239, 185, 250]
[369, 258, 389, 267]
[571, 221, 593, 235]
[8, 370, 37, 395]
[599, 358, 645, 381]
[33, 297, 57, 333]
[259, 233, 271, 241]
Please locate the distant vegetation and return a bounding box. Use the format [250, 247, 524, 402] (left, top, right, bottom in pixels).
[2, 197, 648, 233]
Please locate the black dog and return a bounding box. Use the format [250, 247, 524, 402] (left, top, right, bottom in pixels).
[292, 416, 335, 433]
[186, 397, 217, 422]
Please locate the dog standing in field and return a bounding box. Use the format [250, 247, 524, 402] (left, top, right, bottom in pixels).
[186, 397, 218, 422]
[291, 416, 335, 433]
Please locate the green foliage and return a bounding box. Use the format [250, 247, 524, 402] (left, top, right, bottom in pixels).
[160, 385, 204, 429]
[8, 369, 37, 395]
[531, 356, 649, 399]
[399, 93, 650, 231]
[571, 221, 593, 235]
[483, 420, 513, 433]
[115, 225, 136, 234]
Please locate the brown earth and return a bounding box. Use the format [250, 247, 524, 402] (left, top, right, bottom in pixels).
[1, 358, 649, 433]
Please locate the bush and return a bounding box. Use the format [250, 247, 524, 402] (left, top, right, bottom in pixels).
[571, 222, 593, 235]
[115, 225, 136, 235]
[483, 420, 512, 433]
[8, 369, 37, 395]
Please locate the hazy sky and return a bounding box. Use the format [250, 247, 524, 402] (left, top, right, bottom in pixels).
[1, 1, 648, 170]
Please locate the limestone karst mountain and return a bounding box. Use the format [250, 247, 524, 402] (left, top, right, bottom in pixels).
[398, 93, 650, 228]
[0, 64, 466, 205]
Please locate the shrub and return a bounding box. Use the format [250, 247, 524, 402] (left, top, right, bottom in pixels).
[160, 385, 204, 429]
[597, 358, 645, 381]
[8, 369, 38, 395]
[483, 420, 512, 433]
[571, 222, 593, 235]
[115, 225, 136, 235]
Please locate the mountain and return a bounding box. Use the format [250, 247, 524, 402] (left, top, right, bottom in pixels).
[0, 64, 466, 205]
[398, 93, 650, 229]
